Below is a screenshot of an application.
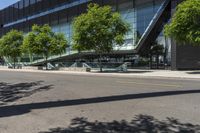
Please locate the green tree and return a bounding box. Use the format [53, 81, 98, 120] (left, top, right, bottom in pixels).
[164, 0, 200, 45]
[150, 43, 164, 69]
[73, 4, 129, 72]
[22, 24, 68, 70]
[50, 33, 68, 56]
[0, 30, 23, 69]
[22, 32, 36, 62]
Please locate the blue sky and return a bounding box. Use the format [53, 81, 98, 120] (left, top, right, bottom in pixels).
[0, 0, 20, 10]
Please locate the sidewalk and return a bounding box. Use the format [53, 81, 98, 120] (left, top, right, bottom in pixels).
[0, 67, 199, 80]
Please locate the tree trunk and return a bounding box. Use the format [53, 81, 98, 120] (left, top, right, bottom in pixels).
[13, 57, 16, 69]
[163, 49, 167, 69]
[149, 54, 152, 69]
[156, 54, 159, 69]
[163, 53, 166, 69]
[45, 56, 48, 70]
[29, 53, 33, 63]
[99, 53, 103, 72]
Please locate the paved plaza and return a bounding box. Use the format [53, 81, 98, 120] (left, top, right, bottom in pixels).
[0, 69, 200, 133]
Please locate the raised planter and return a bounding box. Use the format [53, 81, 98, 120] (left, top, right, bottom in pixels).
[37, 66, 43, 70]
[22, 66, 40, 70]
[86, 67, 91, 72]
[0, 66, 8, 69]
[59, 67, 91, 72]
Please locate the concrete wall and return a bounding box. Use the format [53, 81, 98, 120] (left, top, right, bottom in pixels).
[170, 0, 200, 70]
[171, 40, 200, 70]
[59, 67, 90, 72]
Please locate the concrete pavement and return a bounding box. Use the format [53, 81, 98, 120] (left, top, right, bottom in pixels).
[0, 68, 199, 80]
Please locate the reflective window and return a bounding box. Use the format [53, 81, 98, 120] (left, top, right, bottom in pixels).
[136, 0, 163, 40]
[117, 0, 136, 50]
[24, 0, 29, 17]
[18, 0, 24, 19]
[1, 0, 167, 52]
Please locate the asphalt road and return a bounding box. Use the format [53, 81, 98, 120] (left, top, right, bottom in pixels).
[0, 70, 200, 133]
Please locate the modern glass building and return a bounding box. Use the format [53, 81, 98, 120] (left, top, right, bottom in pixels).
[0, 0, 199, 69]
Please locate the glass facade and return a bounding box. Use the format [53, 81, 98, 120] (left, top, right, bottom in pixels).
[136, 0, 163, 38]
[0, 0, 170, 57]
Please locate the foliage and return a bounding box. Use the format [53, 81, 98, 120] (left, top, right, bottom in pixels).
[150, 43, 164, 56]
[164, 0, 200, 45]
[22, 24, 68, 68]
[72, 3, 130, 53]
[0, 30, 23, 68]
[72, 4, 129, 71]
[140, 42, 164, 58]
[50, 33, 68, 55]
[139, 41, 164, 69]
[22, 30, 37, 56]
[150, 43, 164, 69]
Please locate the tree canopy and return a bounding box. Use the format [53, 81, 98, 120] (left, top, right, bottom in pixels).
[23, 24, 68, 56]
[72, 4, 130, 53]
[0, 30, 23, 68]
[22, 24, 68, 69]
[72, 4, 129, 71]
[150, 43, 164, 56]
[148, 42, 165, 69]
[164, 0, 200, 45]
[50, 33, 68, 55]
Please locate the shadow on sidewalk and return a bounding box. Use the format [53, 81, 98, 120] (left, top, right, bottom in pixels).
[0, 81, 53, 105]
[39, 115, 200, 133]
[92, 70, 153, 74]
[187, 71, 200, 74]
[0, 89, 200, 118]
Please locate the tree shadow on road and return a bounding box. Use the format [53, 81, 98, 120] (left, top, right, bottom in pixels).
[0, 89, 200, 118]
[39, 115, 200, 133]
[0, 81, 53, 105]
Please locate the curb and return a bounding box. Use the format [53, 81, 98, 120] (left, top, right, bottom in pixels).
[0, 68, 199, 81]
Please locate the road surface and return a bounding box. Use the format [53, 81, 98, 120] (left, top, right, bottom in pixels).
[0, 70, 200, 133]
